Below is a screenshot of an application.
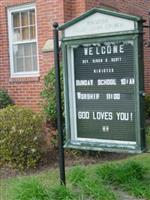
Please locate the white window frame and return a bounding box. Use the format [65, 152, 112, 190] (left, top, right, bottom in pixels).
[8, 3, 39, 78]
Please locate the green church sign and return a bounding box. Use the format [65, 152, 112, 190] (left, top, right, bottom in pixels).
[59, 8, 145, 153]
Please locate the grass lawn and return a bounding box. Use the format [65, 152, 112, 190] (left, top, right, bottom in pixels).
[1, 152, 150, 200]
[1, 133, 150, 200]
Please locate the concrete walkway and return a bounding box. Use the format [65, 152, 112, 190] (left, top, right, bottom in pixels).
[114, 189, 145, 200]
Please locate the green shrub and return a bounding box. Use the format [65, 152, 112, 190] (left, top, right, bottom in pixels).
[0, 89, 13, 109]
[11, 178, 49, 200]
[41, 66, 64, 126]
[69, 166, 87, 185]
[11, 179, 76, 200]
[49, 185, 75, 200]
[145, 94, 150, 119]
[79, 178, 116, 200]
[0, 106, 43, 170]
[96, 161, 146, 185]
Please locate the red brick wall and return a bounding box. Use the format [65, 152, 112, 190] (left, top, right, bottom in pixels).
[86, 0, 119, 11]
[0, 0, 150, 112]
[64, 0, 72, 22]
[64, 0, 86, 21]
[86, 0, 150, 93]
[0, 0, 64, 111]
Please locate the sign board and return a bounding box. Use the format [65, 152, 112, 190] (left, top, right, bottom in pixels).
[59, 8, 145, 153]
[64, 12, 135, 37]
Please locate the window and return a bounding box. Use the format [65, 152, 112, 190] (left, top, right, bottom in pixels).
[8, 4, 39, 77]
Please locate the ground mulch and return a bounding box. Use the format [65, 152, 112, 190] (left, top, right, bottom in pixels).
[0, 150, 132, 179]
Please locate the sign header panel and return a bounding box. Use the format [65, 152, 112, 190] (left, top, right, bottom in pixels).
[64, 12, 136, 37]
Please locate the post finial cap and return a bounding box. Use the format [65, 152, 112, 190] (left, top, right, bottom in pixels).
[53, 22, 59, 29]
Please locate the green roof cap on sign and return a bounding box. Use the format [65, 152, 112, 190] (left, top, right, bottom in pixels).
[59, 7, 142, 30]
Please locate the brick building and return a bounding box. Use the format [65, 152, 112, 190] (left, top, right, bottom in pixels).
[0, 0, 149, 112]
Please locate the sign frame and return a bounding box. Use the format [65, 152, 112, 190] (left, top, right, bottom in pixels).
[59, 8, 145, 153]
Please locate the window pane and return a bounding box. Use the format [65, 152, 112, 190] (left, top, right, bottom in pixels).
[13, 43, 37, 73]
[13, 28, 21, 41]
[13, 56, 17, 72]
[32, 43, 37, 55]
[33, 56, 37, 71]
[16, 57, 24, 72]
[22, 27, 30, 40]
[13, 45, 18, 57]
[29, 10, 35, 25]
[30, 26, 36, 39]
[13, 13, 20, 28]
[25, 57, 32, 71]
[24, 43, 32, 56]
[21, 11, 29, 26]
[13, 44, 23, 57]
[10, 7, 38, 75]
[13, 45, 24, 73]
[18, 44, 24, 57]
